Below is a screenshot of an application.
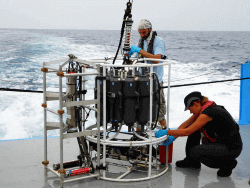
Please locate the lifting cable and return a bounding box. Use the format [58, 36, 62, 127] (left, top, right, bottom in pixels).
[112, 0, 132, 64]
[1, 77, 250, 93]
[161, 77, 250, 89]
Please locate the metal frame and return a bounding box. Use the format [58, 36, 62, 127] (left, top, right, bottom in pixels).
[42, 56, 172, 186]
[86, 59, 172, 182]
[42, 56, 101, 187]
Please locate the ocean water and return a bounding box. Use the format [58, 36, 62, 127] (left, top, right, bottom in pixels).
[0, 28, 249, 140]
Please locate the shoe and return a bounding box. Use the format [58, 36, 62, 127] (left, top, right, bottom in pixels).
[217, 160, 237, 177]
[176, 158, 201, 169]
[217, 168, 233, 177]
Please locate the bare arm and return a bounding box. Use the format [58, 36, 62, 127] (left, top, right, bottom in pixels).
[168, 114, 212, 138]
[139, 49, 162, 64]
[169, 114, 198, 139]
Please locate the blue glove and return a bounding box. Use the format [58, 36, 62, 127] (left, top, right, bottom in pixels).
[129, 46, 141, 57]
[155, 130, 168, 138]
[161, 136, 175, 146]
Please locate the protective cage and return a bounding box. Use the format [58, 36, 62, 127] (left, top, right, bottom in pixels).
[42, 55, 172, 187]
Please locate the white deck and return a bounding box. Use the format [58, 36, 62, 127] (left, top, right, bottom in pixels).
[0, 124, 249, 188]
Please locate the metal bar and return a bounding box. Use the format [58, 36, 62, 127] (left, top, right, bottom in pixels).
[46, 166, 61, 177]
[63, 130, 98, 139]
[103, 65, 107, 179]
[86, 135, 167, 146]
[117, 167, 133, 179]
[96, 64, 101, 180]
[58, 65, 64, 187]
[74, 59, 97, 68]
[102, 166, 168, 182]
[64, 72, 99, 77]
[63, 174, 99, 183]
[82, 66, 86, 131]
[167, 64, 171, 129]
[45, 108, 60, 116]
[62, 99, 98, 108]
[101, 63, 170, 68]
[166, 64, 171, 167]
[43, 66, 60, 72]
[83, 106, 97, 112]
[46, 122, 62, 130]
[148, 65, 154, 178]
[46, 92, 67, 101]
[43, 63, 48, 187]
[47, 70, 67, 73]
[60, 59, 71, 68]
[44, 58, 69, 66]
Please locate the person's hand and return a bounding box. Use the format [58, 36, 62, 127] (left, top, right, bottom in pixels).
[129, 46, 141, 57]
[155, 130, 168, 138]
[161, 136, 175, 146]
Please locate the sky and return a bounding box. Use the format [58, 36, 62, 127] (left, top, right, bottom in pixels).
[0, 0, 250, 31]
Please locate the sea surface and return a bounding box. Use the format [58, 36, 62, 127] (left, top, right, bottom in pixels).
[0, 28, 250, 140]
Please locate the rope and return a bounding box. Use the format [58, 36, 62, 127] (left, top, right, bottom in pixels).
[1, 77, 249, 93]
[0, 88, 43, 93]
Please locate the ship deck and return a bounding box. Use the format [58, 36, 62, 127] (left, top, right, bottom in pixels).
[0, 124, 249, 188]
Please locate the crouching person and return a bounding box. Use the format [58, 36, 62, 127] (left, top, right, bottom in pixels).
[155, 91, 243, 177]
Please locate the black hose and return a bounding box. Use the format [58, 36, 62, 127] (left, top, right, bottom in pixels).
[152, 73, 160, 130]
[113, 1, 132, 64]
[112, 21, 126, 64]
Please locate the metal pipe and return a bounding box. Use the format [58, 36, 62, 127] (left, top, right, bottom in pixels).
[43, 63, 48, 186]
[148, 65, 154, 178]
[96, 64, 101, 180]
[58, 65, 64, 187]
[102, 166, 168, 182]
[64, 174, 99, 183]
[82, 66, 86, 131]
[60, 59, 70, 68]
[167, 64, 171, 129]
[100, 62, 170, 68]
[103, 65, 107, 179]
[46, 166, 61, 177]
[45, 108, 60, 116]
[166, 63, 171, 167]
[64, 72, 99, 77]
[74, 59, 97, 68]
[86, 135, 167, 146]
[43, 66, 60, 72]
[117, 167, 133, 179]
[44, 58, 69, 66]
[82, 106, 97, 112]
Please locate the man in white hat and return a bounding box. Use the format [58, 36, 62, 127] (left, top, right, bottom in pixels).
[129, 19, 167, 128]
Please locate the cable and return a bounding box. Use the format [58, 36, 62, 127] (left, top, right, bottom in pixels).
[161, 77, 250, 89]
[1, 77, 250, 93]
[0, 88, 43, 93]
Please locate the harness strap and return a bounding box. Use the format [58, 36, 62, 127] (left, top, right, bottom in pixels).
[200, 102, 217, 143]
[138, 31, 157, 58]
